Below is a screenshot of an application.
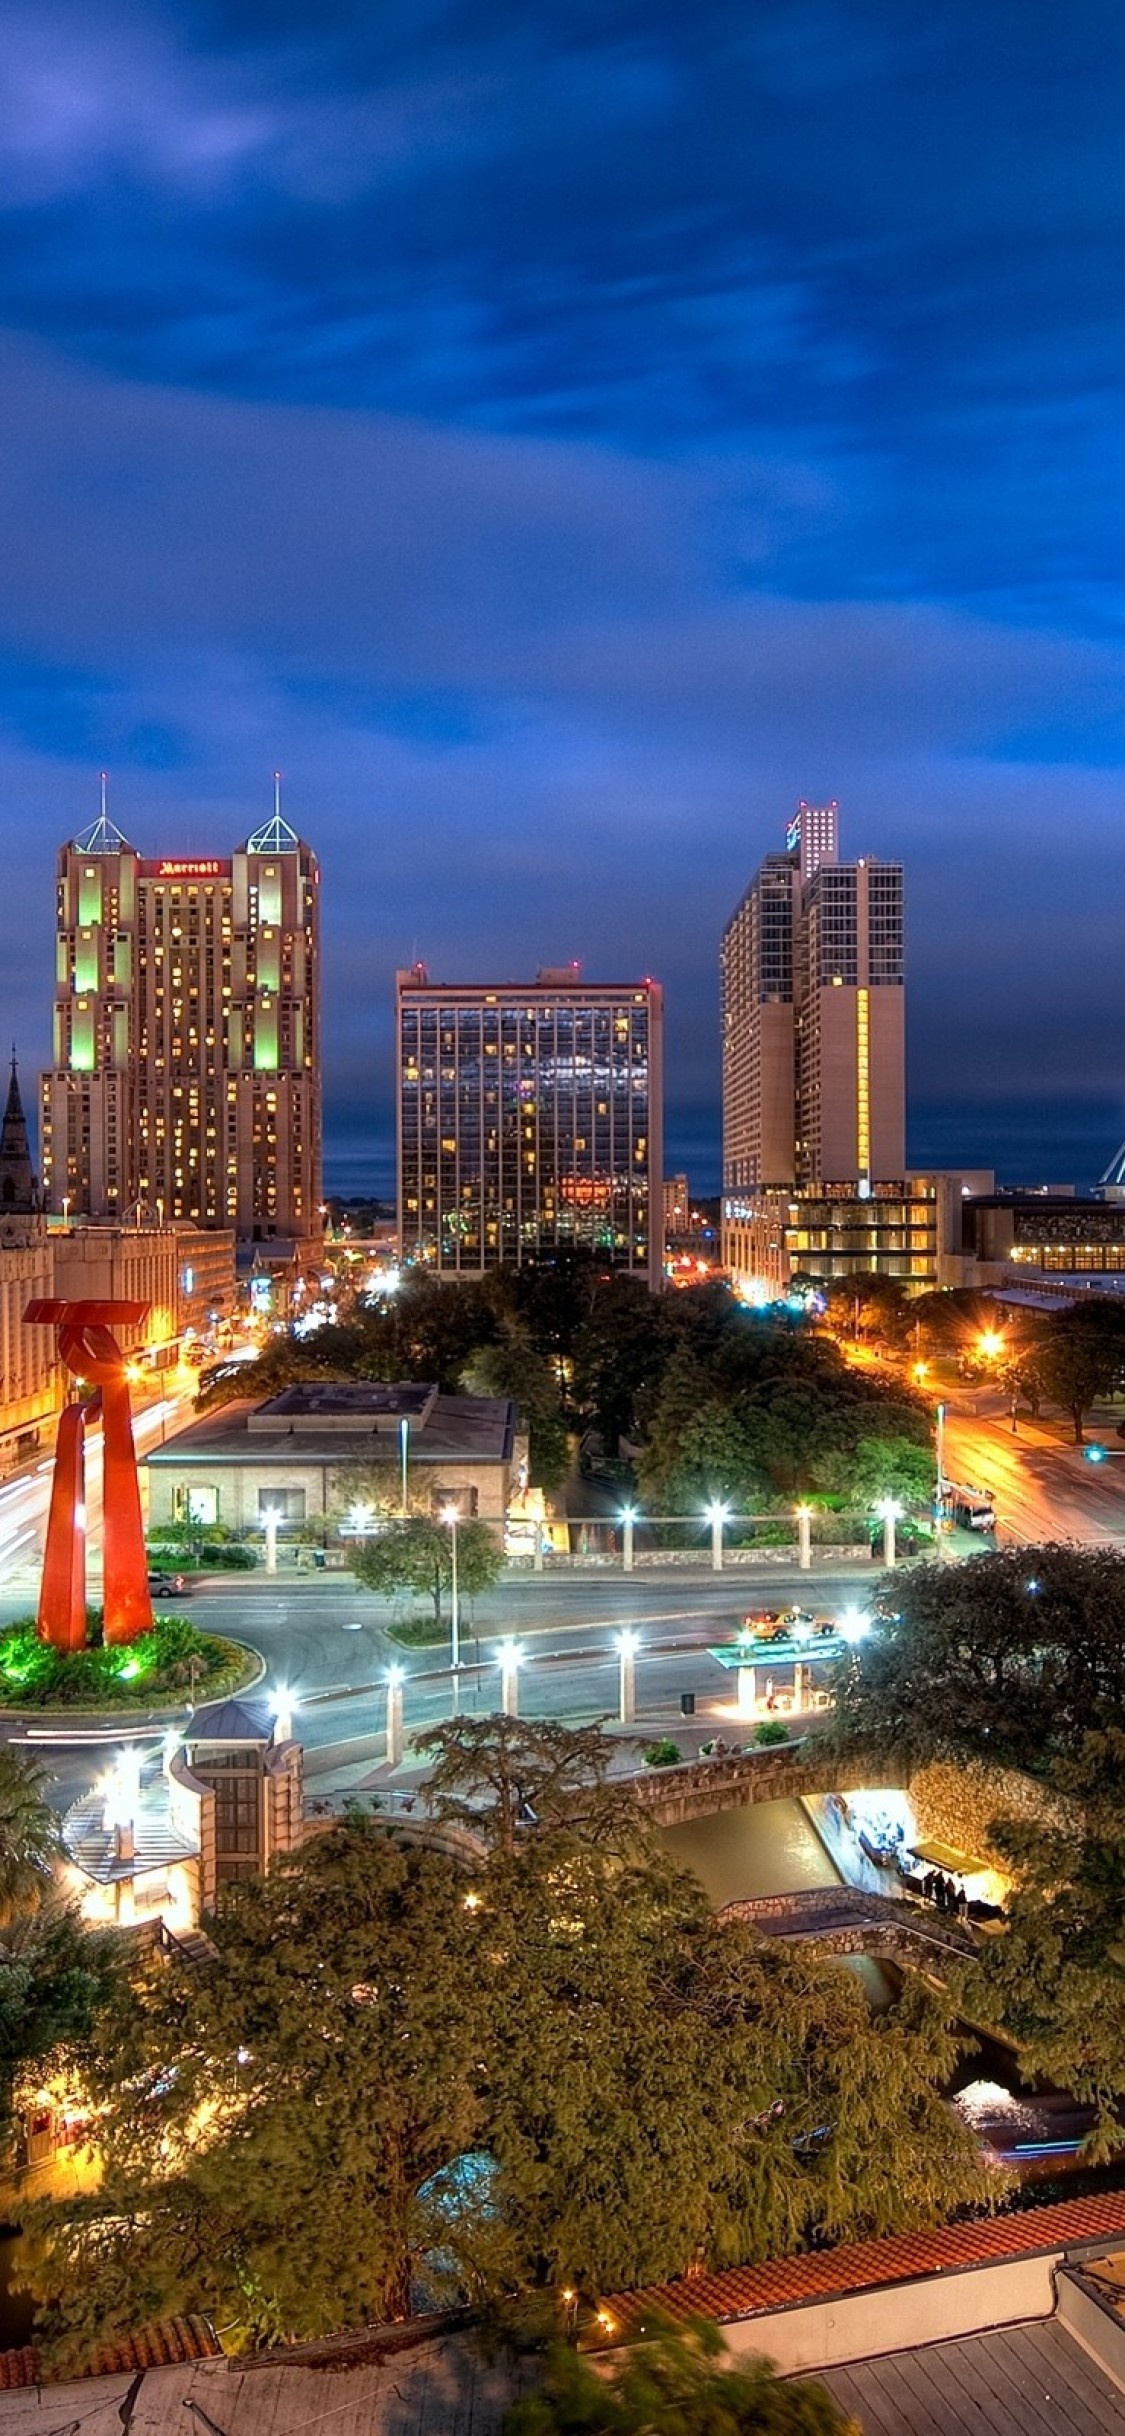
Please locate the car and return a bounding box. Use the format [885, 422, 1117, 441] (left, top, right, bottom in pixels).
[147, 1571, 192, 1598]
[740, 1608, 788, 1643]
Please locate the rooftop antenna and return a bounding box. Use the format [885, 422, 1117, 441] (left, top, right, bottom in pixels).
[73, 771, 131, 856]
[245, 770, 299, 856]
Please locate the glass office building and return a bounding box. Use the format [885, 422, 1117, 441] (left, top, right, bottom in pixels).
[397, 967, 663, 1288]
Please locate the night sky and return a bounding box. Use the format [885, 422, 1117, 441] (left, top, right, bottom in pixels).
[2, 0, 1124, 1196]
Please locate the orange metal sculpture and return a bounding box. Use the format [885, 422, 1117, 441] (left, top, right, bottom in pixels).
[25, 1300, 154, 1648]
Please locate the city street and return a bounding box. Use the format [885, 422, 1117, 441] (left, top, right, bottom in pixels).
[0, 1558, 875, 1809]
[943, 1388, 1125, 1546]
[0, 1387, 194, 1594]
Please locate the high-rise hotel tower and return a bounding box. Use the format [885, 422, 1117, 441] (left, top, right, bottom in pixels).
[41, 791, 321, 1249]
[722, 804, 908, 1288]
[397, 966, 663, 1289]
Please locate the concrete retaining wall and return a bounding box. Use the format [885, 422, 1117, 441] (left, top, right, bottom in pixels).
[721, 2254, 1058, 2375]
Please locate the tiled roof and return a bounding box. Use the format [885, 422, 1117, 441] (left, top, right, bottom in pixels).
[0, 2316, 220, 2387]
[601, 2191, 1125, 2338]
[62, 1776, 199, 1885]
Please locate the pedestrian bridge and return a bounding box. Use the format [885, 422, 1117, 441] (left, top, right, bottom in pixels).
[720, 1883, 978, 1966]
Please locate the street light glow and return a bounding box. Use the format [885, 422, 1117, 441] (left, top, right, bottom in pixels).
[839, 1607, 871, 1645]
[616, 1629, 640, 1657]
[873, 1495, 904, 1520]
[498, 1638, 524, 1669]
[705, 1500, 730, 1524]
[978, 1330, 1004, 1359]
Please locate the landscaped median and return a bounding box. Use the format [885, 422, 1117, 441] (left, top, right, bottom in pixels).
[0, 1614, 260, 1711]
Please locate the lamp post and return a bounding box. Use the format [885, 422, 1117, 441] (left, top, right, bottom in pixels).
[934, 1399, 947, 1560]
[499, 1639, 523, 1717]
[441, 1503, 461, 1710]
[399, 1416, 410, 1517]
[873, 1494, 903, 1569]
[273, 1688, 293, 1743]
[385, 1665, 404, 1768]
[621, 1505, 636, 1574]
[795, 1503, 812, 1571]
[617, 1629, 639, 1724]
[706, 1500, 729, 1573]
[263, 1504, 280, 1576]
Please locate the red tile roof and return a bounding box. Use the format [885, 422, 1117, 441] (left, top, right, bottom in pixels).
[0, 2316, 220, 2388]
[601, 2190, 1125, 2337]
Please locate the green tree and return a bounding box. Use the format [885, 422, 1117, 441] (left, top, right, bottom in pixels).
[820, 1273, 907, 1347]
[416, 1715, 644, 1857]
[348, 1513, 504, 1624]
[29, 1821, 486, 2365]
[506, 2316, 859, 2436]
[838, 1433, 935, 1510]
[463, 1838, 989, 2301]
[464, 1323, 569, 1490]
[0, 1749, 63, 1921]
[834, 1543, 1125, 1776]
[968, 1729, 1125, 2155]
[1033, 1301, 1125, 1443]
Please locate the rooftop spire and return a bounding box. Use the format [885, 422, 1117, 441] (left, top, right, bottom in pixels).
[0, 1053, 39, 1215]
[244, 771, 299, 855]
[73, 772, 132, 856]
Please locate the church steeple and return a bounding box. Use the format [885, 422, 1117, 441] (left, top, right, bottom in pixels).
[0, 1053, 41, 1225]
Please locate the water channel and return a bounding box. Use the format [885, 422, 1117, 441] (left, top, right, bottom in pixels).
[659, 1795, 840, 1908]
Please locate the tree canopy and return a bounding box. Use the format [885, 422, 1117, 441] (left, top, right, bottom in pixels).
[637, 1327, 929, 1512]
[0, 1751, 117, 2140]
[834, 1543, 1125, 1776]
[30, 1722, 991, 2366]
[347, 1512, 504, 1622]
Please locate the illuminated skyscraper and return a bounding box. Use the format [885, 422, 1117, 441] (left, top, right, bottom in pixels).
[721, 803, 903, 1196]
[41, 789, 321, 1249]
[397, 966, 663, 1288]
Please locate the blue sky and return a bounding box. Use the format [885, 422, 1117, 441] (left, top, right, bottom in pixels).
[2, 0, 1124, 1194]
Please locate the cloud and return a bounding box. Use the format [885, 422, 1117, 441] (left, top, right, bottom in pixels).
[1, 1, 1124, 1189]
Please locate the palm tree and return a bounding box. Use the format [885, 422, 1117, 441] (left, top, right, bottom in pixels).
[0, 1748, 60, 1922]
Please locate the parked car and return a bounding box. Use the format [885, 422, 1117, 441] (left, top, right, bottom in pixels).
[147, 1571, 192, 1598]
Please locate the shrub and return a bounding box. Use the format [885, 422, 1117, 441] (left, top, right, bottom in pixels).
[754, 1719, 790, 1746]
[0, 1617, 253, 1710]
[642, 1738, 683, 1768]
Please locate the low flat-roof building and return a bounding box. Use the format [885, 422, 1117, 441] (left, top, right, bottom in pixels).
[144, 1379, 518, 1542]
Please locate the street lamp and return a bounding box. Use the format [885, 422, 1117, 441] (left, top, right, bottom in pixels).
[620, 1505, 637, 1574]
[349, 1500, 374, 1537]
[385, 1664, 404, 1768]
[262, 1503, 281, 1576]
[705, 1499, 729, 1573]
[872, 1494, 903, 1569]
[838, 1606, 871, 1647]
[794, 1503, 813, 1572]
[273, 1688, 294, 1743]
[441, 1502, 461, 1705]
[498, 1639, 523, 1717]
[617, 1629, 640, 1724]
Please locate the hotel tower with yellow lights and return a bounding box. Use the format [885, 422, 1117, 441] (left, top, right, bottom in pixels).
[722, 804, 917, 1293]
[41, 789, 321, 1253]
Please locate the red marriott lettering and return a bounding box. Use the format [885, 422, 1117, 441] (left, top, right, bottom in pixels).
[138, 858, 230, 879]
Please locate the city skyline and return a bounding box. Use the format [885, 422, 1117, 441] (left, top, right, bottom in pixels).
[2, 4, 1125, 1195]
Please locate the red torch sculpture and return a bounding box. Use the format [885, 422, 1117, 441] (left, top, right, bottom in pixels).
[25, 1300, 154, 1649]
